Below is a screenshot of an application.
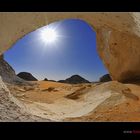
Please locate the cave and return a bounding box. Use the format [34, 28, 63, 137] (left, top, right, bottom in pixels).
[3, 18, 108, 83]
[0, 12, 140, 121]
[0, 12, 140, 82]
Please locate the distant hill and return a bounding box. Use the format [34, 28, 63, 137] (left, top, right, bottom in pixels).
[99, 74, 112, 82]
[44, 78, 48, 81]
[43, 78, 56, 82]
[58, 75, 90, 84]
[17, 72, 38, 81]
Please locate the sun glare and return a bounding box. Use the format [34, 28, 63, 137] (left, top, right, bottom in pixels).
[39, 26, 58, 45]
[37, 22, 67, 50]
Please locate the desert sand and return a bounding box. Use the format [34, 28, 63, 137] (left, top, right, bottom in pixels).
[6, 80, 140, 122]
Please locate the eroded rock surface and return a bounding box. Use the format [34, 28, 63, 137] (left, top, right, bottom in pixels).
[0, 77, 48, 121]
[96, 27, 140, 82]
[0, 56, 48, 121]
[0, 55, 24, 83]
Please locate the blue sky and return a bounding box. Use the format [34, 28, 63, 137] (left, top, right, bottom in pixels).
[4, 19, 108, 82]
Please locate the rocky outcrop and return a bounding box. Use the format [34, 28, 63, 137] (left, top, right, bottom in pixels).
[58, 75, 90, 84]
[0, 55, 24, 83]
[0, 76, 47, 121]
[96, 27, 140, 82]
[17, 72, 38, 81]
[0, 56, 48, 121]
[0, 57, 47, 121]
[100, 74, 112, 82]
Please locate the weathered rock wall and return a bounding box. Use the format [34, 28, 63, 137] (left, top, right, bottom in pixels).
[96, 28, 140, 82]
[0, 55, 24, 83]
[0, 77, 47, 121]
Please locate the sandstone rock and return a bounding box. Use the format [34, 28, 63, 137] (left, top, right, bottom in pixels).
[17, 72, 38, 81]
[96, 27, 140, 82]
[18, 88, 26, 92]
[0, 76, 47, 121]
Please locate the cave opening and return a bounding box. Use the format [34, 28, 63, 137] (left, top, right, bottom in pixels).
[3, 19, 108, 83]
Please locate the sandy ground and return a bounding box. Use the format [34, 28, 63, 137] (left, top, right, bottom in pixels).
[65, 82, 140, 122]
[7, 81, 140, 122]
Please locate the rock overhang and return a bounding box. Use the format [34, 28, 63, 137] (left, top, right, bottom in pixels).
[0, 12, 140, 82]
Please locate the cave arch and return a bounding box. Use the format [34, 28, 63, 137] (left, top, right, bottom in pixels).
[0, 12, 140, 82]
[4, 18, 108, 82]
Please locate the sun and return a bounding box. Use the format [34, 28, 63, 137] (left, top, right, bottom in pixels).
[37, 22, 66, 49]
[40, 26, 58, 45]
